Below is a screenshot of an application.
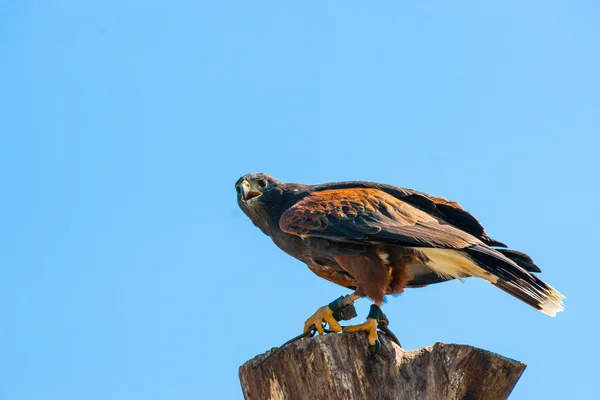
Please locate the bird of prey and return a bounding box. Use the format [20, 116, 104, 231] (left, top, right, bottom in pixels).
[236, 173, 564, 351]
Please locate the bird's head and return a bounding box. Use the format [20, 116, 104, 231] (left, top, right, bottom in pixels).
[235, 173, 284, 209]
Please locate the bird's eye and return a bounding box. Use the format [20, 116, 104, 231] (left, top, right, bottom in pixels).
[235, 184, 241, 194]
[256, 179, 267, 189]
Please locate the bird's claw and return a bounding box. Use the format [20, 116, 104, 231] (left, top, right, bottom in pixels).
[304, 305, 342, 335]
[344, 303, 397, 354]
[369, 339, 381, 354]
[344, 318, 381, 352]
[378, 320, 401, 348]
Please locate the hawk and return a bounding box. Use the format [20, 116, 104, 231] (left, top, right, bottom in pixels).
[236, 173, 564, 351]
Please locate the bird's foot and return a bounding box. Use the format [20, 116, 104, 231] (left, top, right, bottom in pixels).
[344, 318, 380, 352]
[303, 295, 357, 335]
[343, 304, 389, 353]
[304, 305, 341, 335]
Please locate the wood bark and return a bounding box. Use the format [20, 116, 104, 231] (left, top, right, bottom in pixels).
[239, 333, 526, 400]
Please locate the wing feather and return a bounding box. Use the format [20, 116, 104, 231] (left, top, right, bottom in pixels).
[308, 181, 506, 247]
[279, 188, 480, 249]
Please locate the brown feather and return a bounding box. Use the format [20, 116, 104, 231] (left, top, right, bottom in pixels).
[279, 188, 480, 250]
[334, 253, 390, 303]
[307, 264, 357, 290]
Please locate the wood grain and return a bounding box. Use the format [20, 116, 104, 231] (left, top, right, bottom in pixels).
[239, 333, 526, 400]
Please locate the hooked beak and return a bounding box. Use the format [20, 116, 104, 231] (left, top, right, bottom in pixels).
[240, 179, 263, 205]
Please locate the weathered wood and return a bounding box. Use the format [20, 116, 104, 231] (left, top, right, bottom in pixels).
[239, 333, 526, 400]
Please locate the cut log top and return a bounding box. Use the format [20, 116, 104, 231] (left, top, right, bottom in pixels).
[239, 333, 526, 400]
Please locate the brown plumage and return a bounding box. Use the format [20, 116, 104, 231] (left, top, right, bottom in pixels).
[236, 173, 564, 324]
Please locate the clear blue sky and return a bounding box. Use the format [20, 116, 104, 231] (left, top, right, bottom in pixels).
[1, 1, 598, 399]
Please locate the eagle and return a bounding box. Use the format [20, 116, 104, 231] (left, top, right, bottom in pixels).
[236, 173, 564, 351]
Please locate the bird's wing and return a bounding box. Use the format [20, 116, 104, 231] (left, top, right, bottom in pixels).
[310, 181, 506, 247]
[420, 194, 506, 247]
[279, 187, 480, 249]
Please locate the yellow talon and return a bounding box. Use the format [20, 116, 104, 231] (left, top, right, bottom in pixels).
[303, 305, 343, 335]
[344, 318, 379, 346]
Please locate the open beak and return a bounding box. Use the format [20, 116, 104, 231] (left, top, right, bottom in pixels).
[240, 179, 263, 205]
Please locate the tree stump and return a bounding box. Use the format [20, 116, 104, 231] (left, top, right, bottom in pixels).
[239, 333, 526, 400]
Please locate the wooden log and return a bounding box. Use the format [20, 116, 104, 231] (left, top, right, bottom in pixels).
[239, 332, 526, 400]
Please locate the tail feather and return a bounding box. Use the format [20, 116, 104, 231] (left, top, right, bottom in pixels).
[466, 245, 565, 317]
[495, 249, 542, 273]
[493, 279, 564, 316]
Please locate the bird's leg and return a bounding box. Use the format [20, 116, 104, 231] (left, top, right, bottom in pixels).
[343, 302, 388, 353]
[303, 293, 360, 335]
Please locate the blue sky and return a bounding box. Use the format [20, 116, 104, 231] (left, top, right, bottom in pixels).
[1, 1, 599, 399]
